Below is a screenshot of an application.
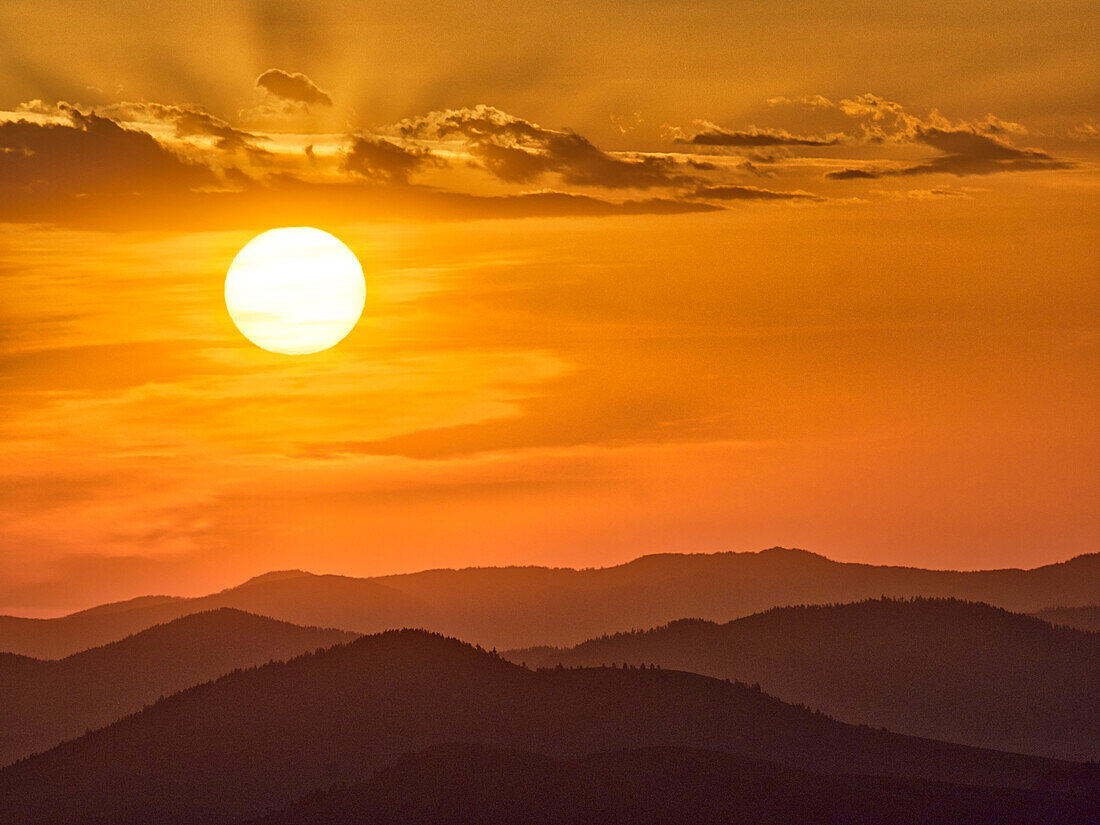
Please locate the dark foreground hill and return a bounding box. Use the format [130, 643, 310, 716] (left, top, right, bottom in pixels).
[245, 742, 1099, 825]
[0, 630, 1093, 825]
[1035, 605, 1100, 633]
[507, 598, 1100, 761]
[3, 548, 1098, 656]
[0, 608, 355, 766]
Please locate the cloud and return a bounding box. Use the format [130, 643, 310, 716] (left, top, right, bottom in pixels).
[766, 95, 836, 109]
[689, 184, 824, 202]
[610, 111, 644, 134]
[672, 122, 844, 148]
[827, 126, 1072, 179]
[0, 100, 724, 228]
[397, 105, 701, 189]
[899, 187, 980, 200]
[833, 93, 925, 141]
[761, 93, 1070, 180]
[1068, 120, 1099, 141]
[104, 101, 267, 154]
[255, 69, 333, 107]
[826, 168, 880, 180]
[976, 114, 1027, 136]
[905, 127, 1069, 175]
[0, 105, 215, 196]
[836, 96, 1020, 143]
[344, 135, 436, 184]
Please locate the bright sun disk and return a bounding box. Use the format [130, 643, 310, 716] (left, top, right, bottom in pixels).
[224, 227, 366, 355]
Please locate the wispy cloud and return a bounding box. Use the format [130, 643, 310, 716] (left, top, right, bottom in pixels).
[826, 126, 1071, 179]
[687, 93, 1076, 180]
[672, 122, 844, 148]
[688, 184, 825, 202]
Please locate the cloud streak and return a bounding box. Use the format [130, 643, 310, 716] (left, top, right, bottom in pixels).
[673, 122, 844, 148]
[689, 184, 825, 202]
[690, 93, 1075, 180]
[827, 126, 1072, 179]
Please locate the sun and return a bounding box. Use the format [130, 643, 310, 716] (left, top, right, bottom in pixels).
[225, 227, 366, 355]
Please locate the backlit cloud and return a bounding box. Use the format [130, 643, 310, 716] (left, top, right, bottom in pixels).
[673, 122, 845, 148]
[255, 69, 333, 107]
[344, 135, 436, 184]
[827, 126, 1072, 179]
[0, 101, 725, 228]
[397, 105, 702, 189]
[0, 105, 214, 196]
[0, 91, 1082, 232]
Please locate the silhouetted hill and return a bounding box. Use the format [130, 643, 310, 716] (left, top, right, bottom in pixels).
[70, 594, 187, 617]
[373, 550, 1100, 648]
[0, 573, 426, 658]
[0, 651, 45, 675]
[244, 742, 1099, 825]
[2, 549, 1097, 656]
[0, 630, 1092, 825]
[1034, 605, 1100, 633]
[506, 598, 1100, 761]
[0, 608, 355, 766]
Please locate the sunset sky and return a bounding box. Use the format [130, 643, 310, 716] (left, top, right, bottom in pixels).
[1, 0, 1097, 614]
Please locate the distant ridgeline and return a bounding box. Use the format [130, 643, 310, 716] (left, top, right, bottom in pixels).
[2, 548, 1097, 656]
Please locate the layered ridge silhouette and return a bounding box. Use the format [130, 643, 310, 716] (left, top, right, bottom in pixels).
[0, 572, 424, 658]
[507, 598, 1100, 761]
[244, 742, 1100, 825]
[1034, 605, 1100, 633]
[0, 608, 355, 766]
[3, 548, 1097, 657]
[0, 630, 1093, 825]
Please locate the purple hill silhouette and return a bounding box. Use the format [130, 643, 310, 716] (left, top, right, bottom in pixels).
[1, 548, 1097, 657]
[0, 629, 1093, 825]
[244, 742, 1099, 825]
[506, 597, 1100, 760]
[0, 608, 355, 765]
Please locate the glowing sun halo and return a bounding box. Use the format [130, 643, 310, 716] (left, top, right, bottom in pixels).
[225, 227, 366, 355]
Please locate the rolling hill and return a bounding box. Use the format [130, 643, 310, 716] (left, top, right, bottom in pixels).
[0, 629, 1092, 825]
[506, 598, 1100, 761]
[1034, 605, 1100, 633]
[245, 742, 1100, 825]
[0, 572, 428, 658]
[1, 548, 1097, 657]
[0, 608, 356, 766]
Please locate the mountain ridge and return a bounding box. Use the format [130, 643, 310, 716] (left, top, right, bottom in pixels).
[2, 548, 1097, 657]
[0, 628, 1092, 825]
[243, 742, 1100, 825]
[504, 597, 1100, 760]
[0, 607, 356, 766]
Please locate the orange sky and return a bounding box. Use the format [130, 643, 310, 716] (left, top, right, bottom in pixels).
[1, 0, 1097, 613]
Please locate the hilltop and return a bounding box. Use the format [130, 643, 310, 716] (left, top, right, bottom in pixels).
[0, 629, 1091, 825]
[2, 548, 1096, 657]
